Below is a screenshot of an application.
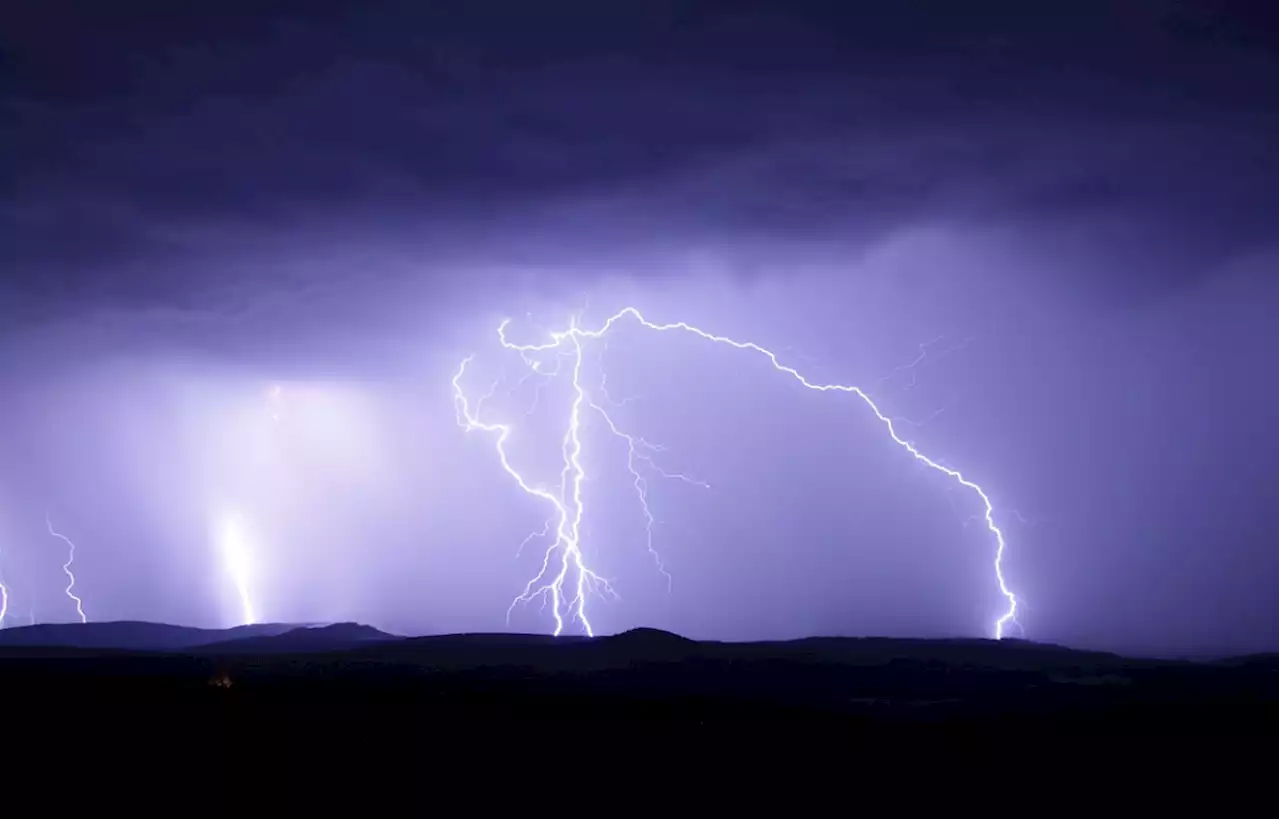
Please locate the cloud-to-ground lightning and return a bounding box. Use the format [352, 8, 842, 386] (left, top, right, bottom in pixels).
[0, 567, 8, 629]
[211, 385, 283, 628]
[46, 513, 87, 624]
[217, 512, 257, 625]
[455, 307, 1020, 639]
[454, 328, 618, 637]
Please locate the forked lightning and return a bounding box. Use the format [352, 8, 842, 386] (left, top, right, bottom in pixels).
[454, 307, 1020, 639]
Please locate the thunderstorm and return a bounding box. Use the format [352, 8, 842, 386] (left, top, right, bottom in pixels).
[453, 307, 1020, 640]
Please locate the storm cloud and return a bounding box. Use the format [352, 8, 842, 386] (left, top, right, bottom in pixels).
[0, 1, 1273, 654]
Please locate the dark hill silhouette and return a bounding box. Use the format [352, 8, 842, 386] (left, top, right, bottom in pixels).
[353, 631, 589, 671]
[195, 622, 399, 654]
[354, 626, 697, 670]
[0, 620, 299, 652]
[610, 626, 697, 646]
[344, 630, 1157, 674]
[573, 626, 700, 664]
[0, 621, 1271, 764]
[748, 635, 1150, 670]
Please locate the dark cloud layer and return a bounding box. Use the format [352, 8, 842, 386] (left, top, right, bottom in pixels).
[2, 0, 1272, 322]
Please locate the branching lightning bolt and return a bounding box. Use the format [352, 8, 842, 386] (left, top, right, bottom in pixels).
[456, 307, 1020, 639]
[453, 325, 617, 636]
[46, 513, 87, 624]
[0, 565, 9, 629]
[877, 335, 970, 392]
[586, 395, 709, 590]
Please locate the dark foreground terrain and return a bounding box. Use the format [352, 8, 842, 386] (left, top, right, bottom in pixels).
[0, 622, 1272, 796]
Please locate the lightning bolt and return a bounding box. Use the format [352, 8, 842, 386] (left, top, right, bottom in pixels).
[46, 513, 87, 624]
[218, 512, 257, 626]
[0, 524, 9, 629]
[586, 393, 709, 590]
[454, 325, 617, 637]
[877, 335, 970, 391]
[219, 383, 287, 626]
[456, 306, 1020, 639]
[0, 567, 9, 629]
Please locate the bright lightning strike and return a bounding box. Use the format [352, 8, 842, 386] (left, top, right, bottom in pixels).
[456, 307, 1020, 640]
[0, 568, 8, 629]
[454, 326, 617, 637]
[0, 526, 9, 629]
[46, 513, 87, 624]
[218, 512, 257, 626]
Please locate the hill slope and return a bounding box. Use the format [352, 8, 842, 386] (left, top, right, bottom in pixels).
[1, 622, 1272, 727]
[195, 622, 400, 654]
[0, 620, 299, 652]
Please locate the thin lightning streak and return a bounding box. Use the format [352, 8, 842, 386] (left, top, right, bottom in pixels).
[894, 403, 952, 434]
[907, 406, 948, 424]
[1008, 509, 1040, 529]
[510, 351, 571, 417]
[474, 378, 503, 419]
[587, 395, 710, 589]
[46, 513, 87, 624]
[0, 533, 9, 628]
[516, 518, 556, 558]
[597, 338, 640, 409]
[878, 336, 942, 390]
[463, 307, 1020, 640]
[596, 373, 639, 410]
[878, 335, 971, 391]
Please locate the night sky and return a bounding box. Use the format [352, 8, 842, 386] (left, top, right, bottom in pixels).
[0, 1, 1274, 655]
